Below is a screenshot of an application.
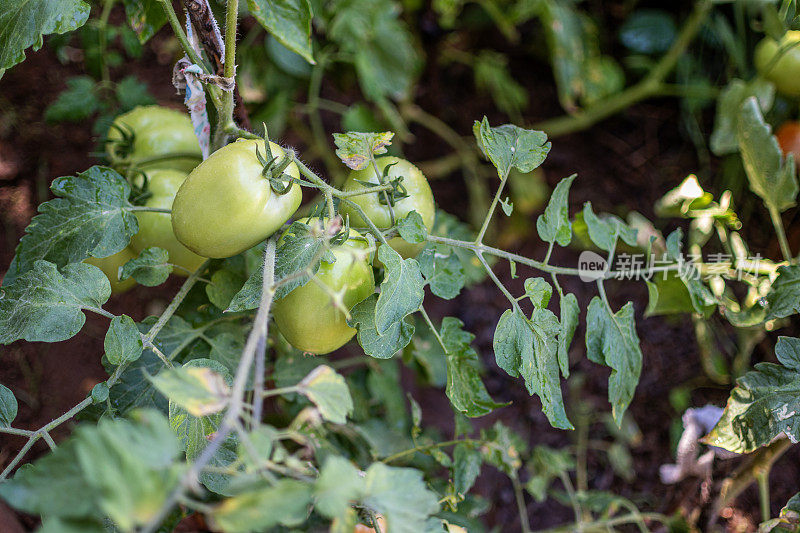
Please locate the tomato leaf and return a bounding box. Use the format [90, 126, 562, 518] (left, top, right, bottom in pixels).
[296, 365, 354, 424]
[710, 78, 774, 156]
[349, 294, 414, 359]
[0, 383, 17, 427]
[0, 0, 90, 70]
[417, 247, 465, 300]
[120, 0, 167, 44]
[246, 0, 314, 64]
[44, 76, 100, 123]
[375, 245, 424, 334]
[211, 479, 312, 532]
[704, 336, 800, 453]
[0, 261, 110, 344]
[585, 296, 642, 426]
[153, 361, 231, 418]
[581, 202, 638, 253]
[104, 314, 143, 366]
[313, 456, 364, 520]
[473, 117, 550, 179]
[738, 96, 799, 213]
[120, 247, 172, 287]
[442, 317, 507, 417]
[537, 174, 576, 247]
[396, 210, 427, 243]
[619, 9, 676, 54]
[360, 463, 440, 533]
[767, 265, 800, 320]
[333, 131, 394, 170]
[4, 166, 138, 285]
[453, 443, 481, 496]
[557, 292, 579, 379]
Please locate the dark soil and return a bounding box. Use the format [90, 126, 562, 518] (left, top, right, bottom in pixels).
[1, 4, 799, 533]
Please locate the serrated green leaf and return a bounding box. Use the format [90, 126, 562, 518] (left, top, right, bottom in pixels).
[206, 269, 245, 310]
[537, 174, 576, 246]
[314, 456, 364, 519]
[375, 244, 424, 334]
[4, 166, 138, 285]
[211, 479, 312, 532]
[582, 202, 638, 253]
[473, 117, 550, 178]
[453, 443, 481, 496]
[767, 265, 800, 320]
[481, 421, 526, 475]
[104, 314, 143, 365]
[121, 0, 166, 44]
[585, 297, 642, 425]
[705, 338, 800, 453]
[44, 76, 99, 123]
[330, 0, 420, 101]
[417, 247, 465, 300]
[361, 463, 440, 533]
[246, 0, 314, 64]
[0, 0, 90, 70]
[0, 383, 17, 427]
[523, 277, 552, 308]
[120, 246, 171, 286]
[296, 365, 353, 424]
[557, 293, 579, 379]
[738, 96, 798, 213]
[710, 78, 774, 156]
[153, 362, 231, 417]
[0, 261, 110, 344]
[333, 131, 394, 170]
[115, 75, 156, 110]
[349, 294, 414, 359]
[442, 317, 507, 417]
[396, 210, 427, 243]
[0, 439, 100, 519]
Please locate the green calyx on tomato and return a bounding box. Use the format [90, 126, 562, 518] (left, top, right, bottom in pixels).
[339, 156, 435, 259]
[85, 247, 137, 294]
[129, 168, 206, 275]
[272, 218, 375, 354]
[755, 31, 800, 98]
[777, 121, 800, 168]
[107, 106, 202, 173]
[171, 139, 302, 259]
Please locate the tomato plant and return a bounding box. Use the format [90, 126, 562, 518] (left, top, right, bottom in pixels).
[1, 1, 800, 533]
[171, 139, 302, 258]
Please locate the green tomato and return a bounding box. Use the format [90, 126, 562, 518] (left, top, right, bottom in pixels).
[107, 106, 202, 172]
[85, 247, 137, 294]
[339, 156, 435, 259]
[130, 168, 206, 275]
[272, 221, 375, 354]
[171, 139, 302, 258]
[755, 31, 800, 98]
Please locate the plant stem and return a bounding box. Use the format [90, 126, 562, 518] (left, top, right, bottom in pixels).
[768, 206, 793, 262]
[127, 206, 172, 214]
[531, 0, 712, 138]
[757, 470, 771, 523]
[144, 259, 211, 343]
[511, 473, 532, 533]
[98, 0, 115, 86]
[157, 0, 209, 72]
[261, 386, 299, 398]
[536, 513, 669, 533]
[381, 438, 489, 464]
[475, 168, 510, 244]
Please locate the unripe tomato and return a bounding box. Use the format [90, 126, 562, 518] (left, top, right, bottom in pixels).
[272, 220, 375, 354]
[85, 248, 137, 294]
[776, 121, 800, 167]
[339, 157, 435, 259]
[171, 139, 302, 258]
[130, 168, 206, 275]
[107, 106, 202, 172]
[754, 31, 800, 97]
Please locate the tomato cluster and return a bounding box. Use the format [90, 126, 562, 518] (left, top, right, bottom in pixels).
[101, 105, 436, 354]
